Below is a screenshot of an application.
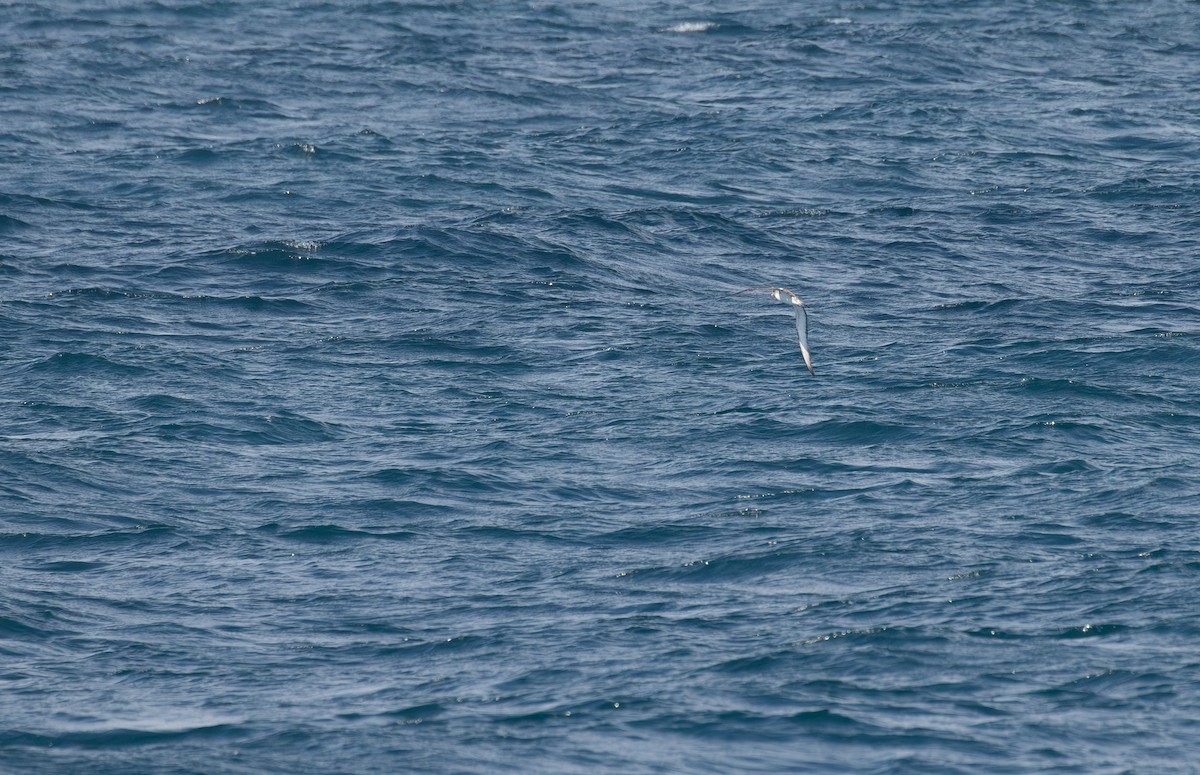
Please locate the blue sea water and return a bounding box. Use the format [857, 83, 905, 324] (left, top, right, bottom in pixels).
[3, 0, 1200, 772]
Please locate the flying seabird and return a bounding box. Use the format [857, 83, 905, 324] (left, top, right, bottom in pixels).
[736, 286, 815, 376]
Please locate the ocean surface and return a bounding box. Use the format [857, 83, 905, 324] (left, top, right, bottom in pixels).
[3, 1, 1200, 772]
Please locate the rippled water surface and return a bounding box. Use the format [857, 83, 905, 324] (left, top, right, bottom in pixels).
[3, 1, 1200, 772]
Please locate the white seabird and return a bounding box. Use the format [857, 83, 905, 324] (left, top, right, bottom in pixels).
[737, 286, 815, 376]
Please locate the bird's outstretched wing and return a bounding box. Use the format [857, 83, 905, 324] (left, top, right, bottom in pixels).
[792, 303, 815, 376]
[735, 286, 798, 301]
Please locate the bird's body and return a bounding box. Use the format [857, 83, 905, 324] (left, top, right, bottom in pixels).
[736, 286, 815, 376]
